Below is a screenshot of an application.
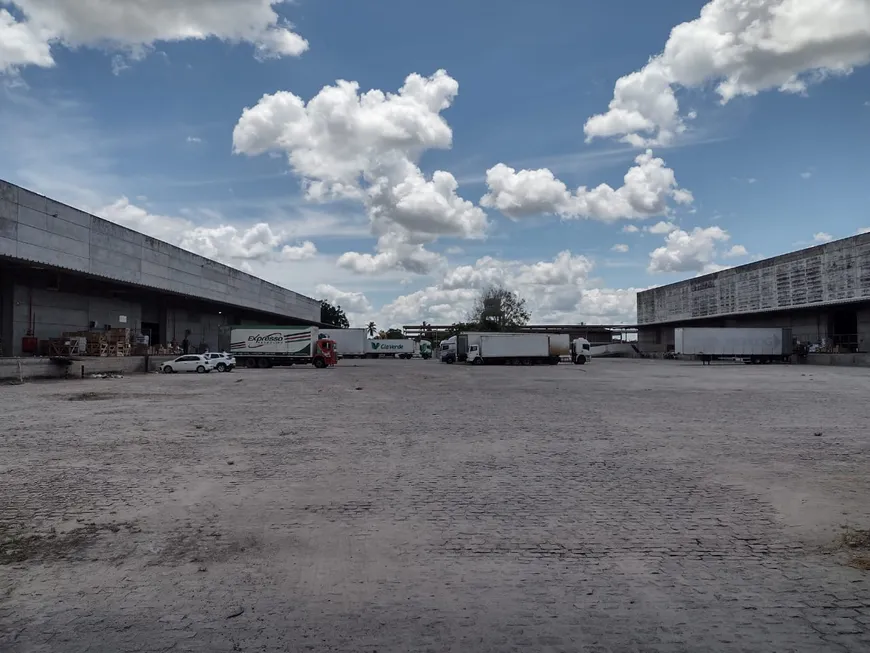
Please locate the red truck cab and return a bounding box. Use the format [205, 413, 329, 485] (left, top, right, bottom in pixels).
[314, 338, 338, 368]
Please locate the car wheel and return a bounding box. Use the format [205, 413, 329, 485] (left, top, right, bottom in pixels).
[196, 365, 206, 373]
[163, 365, 173, 374]
[216, 362, 226, 372]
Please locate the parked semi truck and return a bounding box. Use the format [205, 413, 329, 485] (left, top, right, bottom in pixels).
[674, 327, 793, 364]
[228, 327, 337, 368]
[319, 328, 368, 359]
[570, 337, 592, 364]
[464, 332, 566, 366]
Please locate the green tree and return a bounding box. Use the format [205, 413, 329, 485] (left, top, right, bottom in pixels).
[320, 300, 350, 329]
[384, 328, 404, 339]
[366, 321, 377, 337]
[468, 285, 530, 331]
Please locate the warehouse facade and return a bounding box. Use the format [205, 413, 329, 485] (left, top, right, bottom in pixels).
[637, 233, 870, 353]
[0, 180, 322, 357]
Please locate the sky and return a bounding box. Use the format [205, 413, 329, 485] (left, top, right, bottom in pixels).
[1, 0, 869, 329]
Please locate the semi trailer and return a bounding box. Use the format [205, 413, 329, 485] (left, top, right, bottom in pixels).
[465, 333, 564, 365]
[366, 338, 415, 359]
[674, 327, 793, 364]
[319, 328, 368, 359]
[228, 327, 337, 369]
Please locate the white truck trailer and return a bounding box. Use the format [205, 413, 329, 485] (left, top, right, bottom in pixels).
[228, 327, 337, 369]
[465, 333, 562, 366]
[674, 327, 793, 364]
[319, 327, 368, 359]
[366, 338, 415, 359]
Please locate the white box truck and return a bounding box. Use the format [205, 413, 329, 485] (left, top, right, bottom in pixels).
[465, 333, 562, 366]
[319, 328, 368, 359]
[366, 338, 415, 359]
[674, 327, 793, 364]
[228, 327, 337, 369]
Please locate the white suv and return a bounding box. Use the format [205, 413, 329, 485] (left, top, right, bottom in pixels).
[203, 352, 236, 372]
[160, 355, 214, 374]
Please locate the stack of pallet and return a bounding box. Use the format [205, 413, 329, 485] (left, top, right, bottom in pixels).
[50, 328, 133, 357]
[105, 328, 131, 357]
[47, 336, 87, 356]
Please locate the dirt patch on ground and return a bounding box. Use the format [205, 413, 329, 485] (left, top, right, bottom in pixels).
[833, 527, 870, 571]
[1, 522, 132, 564]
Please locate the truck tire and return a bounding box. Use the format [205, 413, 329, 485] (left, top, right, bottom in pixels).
[313, 358, 326, 369]
[574, 356, 586, 365]
[257, 358, 272, 369]
[472, 357, 483, 365]
[245, 359, 257, 369]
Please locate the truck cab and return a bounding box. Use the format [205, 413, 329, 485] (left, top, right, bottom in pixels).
[440, 336, 457, 363]
[570, 338, 591, 365]
[314, 338, 338, 368]
[466, 343, 482, 365]
[418, 339, 433, 360]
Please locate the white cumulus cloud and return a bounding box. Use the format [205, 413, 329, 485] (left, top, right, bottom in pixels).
[97, 196, 317, 268]
[314, 283, 373, 315]
[648, 226, 732, 274]
[233, 69, 487, 275]
[646, 220, 678, 234]
[0, 0, 308, 73]
[611, 243, 629, 253]
[380, 250, 637, 327]
[480, 150, 692, 222]
[724, 244, 748, 258]
[584, 0, 870, 146]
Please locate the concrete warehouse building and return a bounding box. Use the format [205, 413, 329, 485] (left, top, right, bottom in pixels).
[0, 179, 322, 358]
[637, 233, 870, 354]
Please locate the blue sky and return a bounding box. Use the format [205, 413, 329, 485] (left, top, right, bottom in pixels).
[1, 0, 869, 327]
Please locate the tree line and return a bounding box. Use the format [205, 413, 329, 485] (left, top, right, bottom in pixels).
[320, 285, 531, 339]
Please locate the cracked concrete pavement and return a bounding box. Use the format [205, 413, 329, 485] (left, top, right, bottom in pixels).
[1, 358, 869, 651]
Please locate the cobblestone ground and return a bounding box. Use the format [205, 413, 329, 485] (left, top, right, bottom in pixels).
[2, 358, 870, 652]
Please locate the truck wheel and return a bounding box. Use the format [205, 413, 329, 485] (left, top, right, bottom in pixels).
[257, 358, 271, 369]
[313, 358, 326, 369]
[575, 356, 586, 365]
[245, 359, 257, 369]
[472, 357, 483, 365]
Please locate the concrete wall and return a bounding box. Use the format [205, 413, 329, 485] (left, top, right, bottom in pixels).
[164, 308, 226, 352]
[638, 308, 844, 353]
[638, 234, 870, 325]
[0, 179, 320, 323]
[0, 355, 176, 382]
[11, 284, 141, 349]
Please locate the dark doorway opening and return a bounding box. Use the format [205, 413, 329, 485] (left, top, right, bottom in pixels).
[829, 309, 859, 352]
[141, 321, 161, 347]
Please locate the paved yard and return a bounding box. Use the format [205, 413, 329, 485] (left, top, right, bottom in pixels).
[1, 358, 870, 652]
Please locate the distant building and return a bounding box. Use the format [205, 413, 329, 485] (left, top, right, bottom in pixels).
[0, 179, 323, 357]
[637, 233, 870, 353]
